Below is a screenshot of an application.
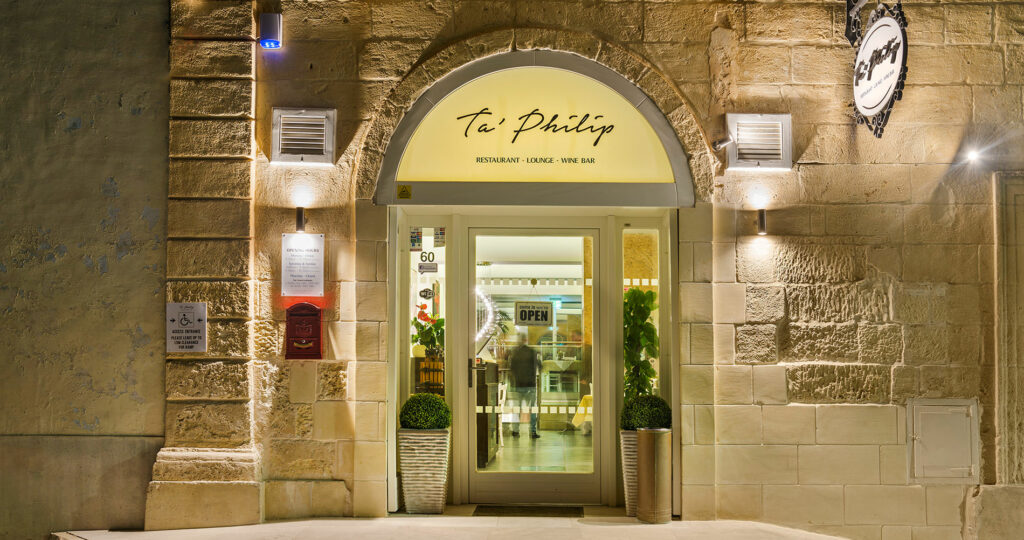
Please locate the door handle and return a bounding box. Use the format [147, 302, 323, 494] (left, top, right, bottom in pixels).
[468, 358, 486, 387]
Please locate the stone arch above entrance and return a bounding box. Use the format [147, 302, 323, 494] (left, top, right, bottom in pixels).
[353, 31, 717, 205]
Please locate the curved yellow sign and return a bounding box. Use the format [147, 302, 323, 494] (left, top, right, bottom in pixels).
[396, 66, 674, 183]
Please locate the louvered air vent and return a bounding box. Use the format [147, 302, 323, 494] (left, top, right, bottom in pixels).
[725, 113, 792, 170]
[272, 108, 336, 164]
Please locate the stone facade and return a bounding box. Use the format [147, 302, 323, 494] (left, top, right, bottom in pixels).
[154, 0, 1024, 537]
[147, 0, 261, 529]
[5, 0, 1024, 539]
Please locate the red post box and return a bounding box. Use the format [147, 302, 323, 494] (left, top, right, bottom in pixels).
[286, 302, 322, 359]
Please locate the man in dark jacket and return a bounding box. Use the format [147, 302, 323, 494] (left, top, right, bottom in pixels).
[508, 333, 542, 438]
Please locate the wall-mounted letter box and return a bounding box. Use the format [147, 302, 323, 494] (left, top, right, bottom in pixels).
[286, 302, 322, 359]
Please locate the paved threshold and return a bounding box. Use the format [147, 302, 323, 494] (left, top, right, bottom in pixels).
[58, 506, 842, 540]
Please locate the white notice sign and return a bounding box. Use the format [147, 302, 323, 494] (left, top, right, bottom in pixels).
[282, 233, 325, 296]
[514, 301, 554, 326]
[167, 302, 207, 352]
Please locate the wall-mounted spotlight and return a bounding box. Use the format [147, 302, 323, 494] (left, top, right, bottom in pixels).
[260, 13, 283, 49]
[712, 136, 734, 152]
[967, 149, 980, 162]
[757, 209, 768, 236]
[296, 207, 306, 233]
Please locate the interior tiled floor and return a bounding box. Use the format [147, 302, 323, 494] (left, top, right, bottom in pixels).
[484, 428, 593, 473]
[61, 506, 844, 540]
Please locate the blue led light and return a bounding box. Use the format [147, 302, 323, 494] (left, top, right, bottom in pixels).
[260, 39, 281, 49]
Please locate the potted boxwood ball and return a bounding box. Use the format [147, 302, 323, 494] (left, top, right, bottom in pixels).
[620, 394, 672, 517]
[398, 392, 452, 513]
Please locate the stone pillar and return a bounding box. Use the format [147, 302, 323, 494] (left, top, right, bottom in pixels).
[350, 199, 389, 516]
[145, 0, 259, 530]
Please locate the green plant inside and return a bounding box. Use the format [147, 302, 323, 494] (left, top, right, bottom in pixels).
[400, 393, 452, 429]
[620, 394, 672, 430]
[623, 287, 659, 403]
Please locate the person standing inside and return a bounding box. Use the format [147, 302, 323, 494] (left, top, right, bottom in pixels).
[508, 333, 542, 438]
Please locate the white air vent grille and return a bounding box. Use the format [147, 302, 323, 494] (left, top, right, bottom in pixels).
[726, 113, 792, 170]
[272, 108, 336, 164]
[736, 122, 783, 162]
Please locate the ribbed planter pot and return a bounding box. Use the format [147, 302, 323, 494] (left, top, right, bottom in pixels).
[620, 430, 638, 517]
[398, 428, 450, 514]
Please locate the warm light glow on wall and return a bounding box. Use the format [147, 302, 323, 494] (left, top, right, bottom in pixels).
[747, 186, 771, 209]
[292, 184, 314, 208]
[749, 235, 772, 258]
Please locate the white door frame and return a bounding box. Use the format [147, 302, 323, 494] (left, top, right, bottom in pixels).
[386, 207, 676, 511]
[465, 224, 606, 504]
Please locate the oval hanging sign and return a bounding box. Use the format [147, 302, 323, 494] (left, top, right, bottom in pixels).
[849, 4, 908, 138]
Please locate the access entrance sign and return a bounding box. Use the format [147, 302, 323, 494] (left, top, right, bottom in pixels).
[167, 302, 207, 352]
[514, 301, 554, 326]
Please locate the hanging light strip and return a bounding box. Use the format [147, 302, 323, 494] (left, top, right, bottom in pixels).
[475, 286, 496, 342]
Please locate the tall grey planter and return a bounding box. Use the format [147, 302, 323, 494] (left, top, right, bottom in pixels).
[636, 428, 672, 524]
[619, 430, 638, 517]
[398, 428, 450, 514]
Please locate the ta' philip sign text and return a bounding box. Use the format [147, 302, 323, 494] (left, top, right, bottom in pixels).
[395, 66, 674, 185]
[846, 2, 908, 138]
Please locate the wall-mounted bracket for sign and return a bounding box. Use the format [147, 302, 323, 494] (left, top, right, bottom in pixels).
[847, 2, 908, 138]
[286, 302, 322, 359]
[844, 0, 870, 46]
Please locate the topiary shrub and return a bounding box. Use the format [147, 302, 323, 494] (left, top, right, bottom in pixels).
[620, 394, 672, 430]
[400, 393, 452, 429]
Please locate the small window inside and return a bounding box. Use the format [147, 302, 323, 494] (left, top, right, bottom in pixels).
[623, 229, 661, 400]
[408, 227, 446, 396]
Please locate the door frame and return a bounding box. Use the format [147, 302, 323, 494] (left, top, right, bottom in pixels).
[386, 207, 677, 511]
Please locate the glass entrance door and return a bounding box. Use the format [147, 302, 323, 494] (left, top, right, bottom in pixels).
[468, 229, 601, 503]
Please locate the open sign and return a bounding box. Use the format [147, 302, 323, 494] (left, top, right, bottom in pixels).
[514, 301, 554, 326]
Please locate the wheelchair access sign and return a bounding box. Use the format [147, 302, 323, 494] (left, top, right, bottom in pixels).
[166, 302, 207, 352]
[514, 301, 553, 326]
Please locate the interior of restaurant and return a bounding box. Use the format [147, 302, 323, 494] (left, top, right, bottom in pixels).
[407, 228, 662, 475]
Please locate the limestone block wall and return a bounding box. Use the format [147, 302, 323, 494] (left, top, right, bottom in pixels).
[154, 0, 1024, 536]
[0, 2, 169, 539]
[250, 0, 393, 515]
[146, 0, 262, 530]
[674, 2, 1018, 535]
